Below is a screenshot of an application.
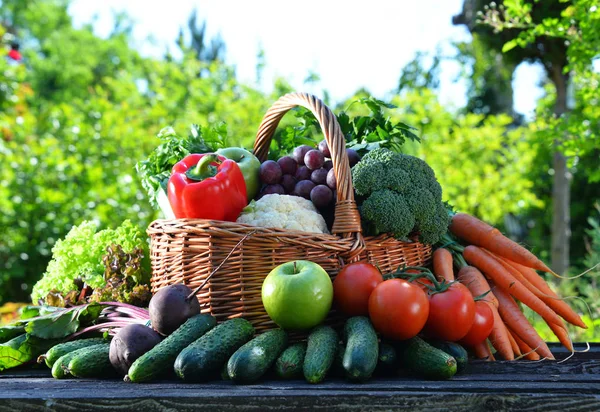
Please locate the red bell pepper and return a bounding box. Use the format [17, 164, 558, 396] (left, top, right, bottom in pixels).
[167, 153, 247, 220]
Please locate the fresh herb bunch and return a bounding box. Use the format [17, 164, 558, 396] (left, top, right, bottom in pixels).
[278, 97, 420, 158]
[135, 123, 229, 210]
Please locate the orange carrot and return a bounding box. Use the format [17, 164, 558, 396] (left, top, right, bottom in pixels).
[510, 330, 541, 360]
[463, 246, 564, 327]
[450, 213, 554, 274]
[548, 322, 574, 352]
[502, 258, 587, 329]
[433, 247, 454, 282]
[484, 251, 579, 334]
[473, 341, 495, 361]
[493, 285, 554, 360]
[457, 266, 498, 308]
[488, 304, 515, 360]
[493, 256, 575, 350]
[506, 327, 522, 357]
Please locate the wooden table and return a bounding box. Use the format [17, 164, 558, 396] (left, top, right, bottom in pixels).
[1, 343, 598, 411]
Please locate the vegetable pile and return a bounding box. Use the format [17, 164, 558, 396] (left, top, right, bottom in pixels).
[0, 94, 591, 386]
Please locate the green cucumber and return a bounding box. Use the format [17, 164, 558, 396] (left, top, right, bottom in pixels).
[51, 344, 106, 379]
[40, 337, 108, 368]
[343, 317, 379, 382]
[126, 314, 216, 383]
[427, 340, 468, 372]
[303, 325, 338, 384]
[274, 342, 307, 379]
[67, 343, 114, 378]
[397, 336, 457, 380]
[174, 318, 254, 382]
[376, 342, 398, 375]
[228, 328, 288, 384]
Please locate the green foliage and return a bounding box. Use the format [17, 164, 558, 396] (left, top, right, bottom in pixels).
[0, 3, 281, 305]
[479, 0, 600, 180]
[352, 148, 450, 244]
[388, 89, 543, 225]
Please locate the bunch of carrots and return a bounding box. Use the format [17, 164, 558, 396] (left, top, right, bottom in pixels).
[432, 212, 587, 361]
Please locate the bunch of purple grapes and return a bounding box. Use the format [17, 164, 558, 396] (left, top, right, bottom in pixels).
[258, 139, 360, 210]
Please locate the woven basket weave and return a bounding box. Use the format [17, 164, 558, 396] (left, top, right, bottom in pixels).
[148, 93, 432, 332]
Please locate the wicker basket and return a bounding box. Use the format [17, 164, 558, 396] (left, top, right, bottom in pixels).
[148, 93, 432, 332]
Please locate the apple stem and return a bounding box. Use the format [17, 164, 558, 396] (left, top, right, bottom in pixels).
[186, 230, 257, 301]
[293, 261, 298, 274]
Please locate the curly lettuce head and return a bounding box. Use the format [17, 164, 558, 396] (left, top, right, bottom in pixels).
[31, 220, 150, 303]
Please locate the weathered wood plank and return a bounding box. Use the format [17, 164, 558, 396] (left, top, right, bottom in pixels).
[1, 376, 599, 396]
[0, 392, 599, 412]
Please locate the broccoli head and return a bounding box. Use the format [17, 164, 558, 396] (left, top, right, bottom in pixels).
[360, 190, 415, 239]
[351, 148, 449, 244]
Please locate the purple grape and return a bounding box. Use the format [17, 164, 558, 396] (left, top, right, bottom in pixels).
[292, 180, 315, 199]
[293, 145, 314, 165]
[294, 165, 312, 181]
[260, 160, 282, 185]
[347, 149, 361, 167]
[277, 156, 297, 175]
[310, 185, 333, 209]
[262, 184, 285, 195]
[326, 168, 336, 190]
[323, 160, 333, 170]
[311, 168, 328, 185]
[318, 140, 331, 157]
[281, 174, 297, 194]
[304, 150, 325, 171]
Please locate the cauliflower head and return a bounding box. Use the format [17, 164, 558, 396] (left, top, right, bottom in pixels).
[236, 194, 329, 234]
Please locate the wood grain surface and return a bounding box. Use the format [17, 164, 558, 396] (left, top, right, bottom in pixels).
[0, 343, 598, 412]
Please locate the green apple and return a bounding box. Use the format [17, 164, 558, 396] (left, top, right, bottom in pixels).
[261, 260, 333, 330]
[216, 147, 261, 202]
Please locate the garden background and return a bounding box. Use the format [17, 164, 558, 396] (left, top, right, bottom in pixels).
[0, 0, 598, 341]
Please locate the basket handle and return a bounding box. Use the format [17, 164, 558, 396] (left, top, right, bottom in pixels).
[253, 93, 363, 245]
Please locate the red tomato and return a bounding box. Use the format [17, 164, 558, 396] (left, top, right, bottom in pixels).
[333, 262, 383, 316]
[459, 301, 494, 347]
[424, 282, 476, 342]
[368, 278, 429, 340]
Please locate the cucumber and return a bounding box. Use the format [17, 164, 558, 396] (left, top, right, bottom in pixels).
[397, 336, 457, 380]
[427, 340, 468, 372]
[228, 328, 288, 384]
[126, 314, 216, 383]
[303, 325, 338, 384]
[67, 343, 114, 378]
[51, 344, 106, 379]
[343, 317, 378, 382]
[274, 342, 307, 380]
[174, 318, 254, 382]
[40, 337, 108, 368]
[376, 342, 398, 375]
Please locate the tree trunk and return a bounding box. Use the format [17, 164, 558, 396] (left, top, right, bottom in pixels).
[549, 66, 571, 275]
